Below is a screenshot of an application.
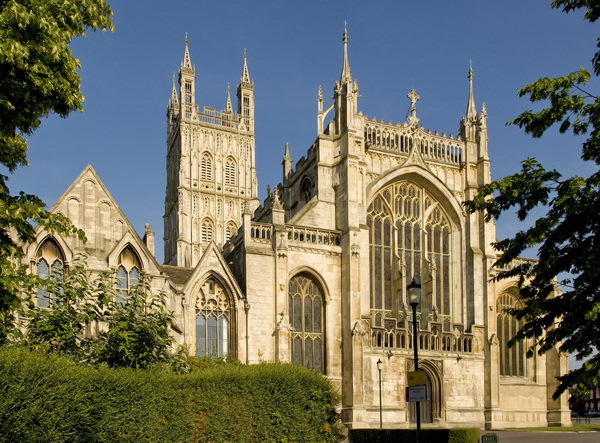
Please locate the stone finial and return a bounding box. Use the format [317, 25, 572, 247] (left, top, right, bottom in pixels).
[407, 89, 420, 125]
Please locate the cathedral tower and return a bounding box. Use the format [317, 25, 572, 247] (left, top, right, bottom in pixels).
[164, 38, 259, 267]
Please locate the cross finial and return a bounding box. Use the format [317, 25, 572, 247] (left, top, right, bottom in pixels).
[407, 89, 421, 125]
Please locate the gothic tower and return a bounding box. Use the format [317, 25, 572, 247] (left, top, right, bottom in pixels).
[164, 38, 259, 267]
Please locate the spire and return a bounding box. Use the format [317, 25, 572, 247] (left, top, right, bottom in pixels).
[225, 83, 233, 112]
[466, 63, 477, 120]
[340, 23, 352, 82]
[181, 33, 193, 71]
[241, 49, 251, 85]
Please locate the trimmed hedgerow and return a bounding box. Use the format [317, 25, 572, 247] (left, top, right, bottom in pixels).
[0, 346, 342, 442]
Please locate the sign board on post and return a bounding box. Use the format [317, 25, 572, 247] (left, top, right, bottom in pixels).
[408, 385, 427, 402]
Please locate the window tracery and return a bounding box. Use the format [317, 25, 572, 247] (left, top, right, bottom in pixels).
[367, 182, 452, 326]
[497, 292, 527, 377]
[288, 273, 325, 373]
[116, 246, 141, 301]
[196, 277, 231, 358]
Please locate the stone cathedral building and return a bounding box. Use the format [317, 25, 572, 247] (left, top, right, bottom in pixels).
[24, 32, 571, 430]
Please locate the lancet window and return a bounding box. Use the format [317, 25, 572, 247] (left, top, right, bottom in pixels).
[196, 277, 232, 358]
[116, 246, 141, 301]
[497, 292, 527, 377]
[200, 152, 213, 181]
[288, 273, 325, 373]
[201, 218, 214, 246]
[224, 157, 236, 185]
[225, 222, 237, 242]
[367, 181, 452, 326]
[35, 238, 65, 308]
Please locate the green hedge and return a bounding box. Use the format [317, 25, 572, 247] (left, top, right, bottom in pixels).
[0, 346, 341, 442]
[349, 428, 480, 443]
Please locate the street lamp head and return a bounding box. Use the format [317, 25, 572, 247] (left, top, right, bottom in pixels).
[407, 277, 422, 306]
[377, 358, 383, 371]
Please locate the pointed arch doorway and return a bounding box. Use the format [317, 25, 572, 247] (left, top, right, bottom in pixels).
[408, 360, 442, 424]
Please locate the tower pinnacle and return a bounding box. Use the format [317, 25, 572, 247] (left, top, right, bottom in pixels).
[181, 34, 193, 71]
[241, 49, 251, 85]
[466, 63, 477, 120]
[340, 25, 352, 82]
[226, 83, 233, 112]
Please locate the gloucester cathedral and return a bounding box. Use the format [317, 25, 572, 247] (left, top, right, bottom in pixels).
[25, 31, 571, 429]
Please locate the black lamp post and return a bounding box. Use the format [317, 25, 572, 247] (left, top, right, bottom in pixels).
[244, 301, 250, 365]
[377, 358, 383, 428]
[408, 277, 422, 443]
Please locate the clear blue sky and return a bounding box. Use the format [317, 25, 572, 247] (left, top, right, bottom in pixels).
[9, 0, 597, 268]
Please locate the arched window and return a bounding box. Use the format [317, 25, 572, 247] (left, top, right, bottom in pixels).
[367, 182, 452, 326]
[225, 222, 237, 242]
[288, 273, 325, 373]
[116, 246, 141, 302]
[35, 238, 65, 307]
[201, 218, 214, 246]
[301, 176, 313, 202]
[224, 157, 236, 185]
[497, 292, 527, 377]
[200, 152, 213, 181]
[196, 277, 232, 358]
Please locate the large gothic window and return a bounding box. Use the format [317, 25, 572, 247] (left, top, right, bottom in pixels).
[115, 246, 141, 301]
[367, 182, 452, 326]
[196, 277, 232, 358]
[289, 273, 325, 373]
[35, 238, 65, 308]
[497, 292, 527, 377]
[200, 152, 213, 181]
[224, 157, 236, 186]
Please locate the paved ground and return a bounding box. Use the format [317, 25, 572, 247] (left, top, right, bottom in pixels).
[486, 417, 600, 443]
[490, 429, 600, 442]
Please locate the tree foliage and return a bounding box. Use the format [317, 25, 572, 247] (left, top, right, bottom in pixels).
[465, 0, 600, 396]
[89, 273, 187, 370]
[0, 0, 113, 171]
[0, 0, 112, 335]
[15, 257, 186, 371]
